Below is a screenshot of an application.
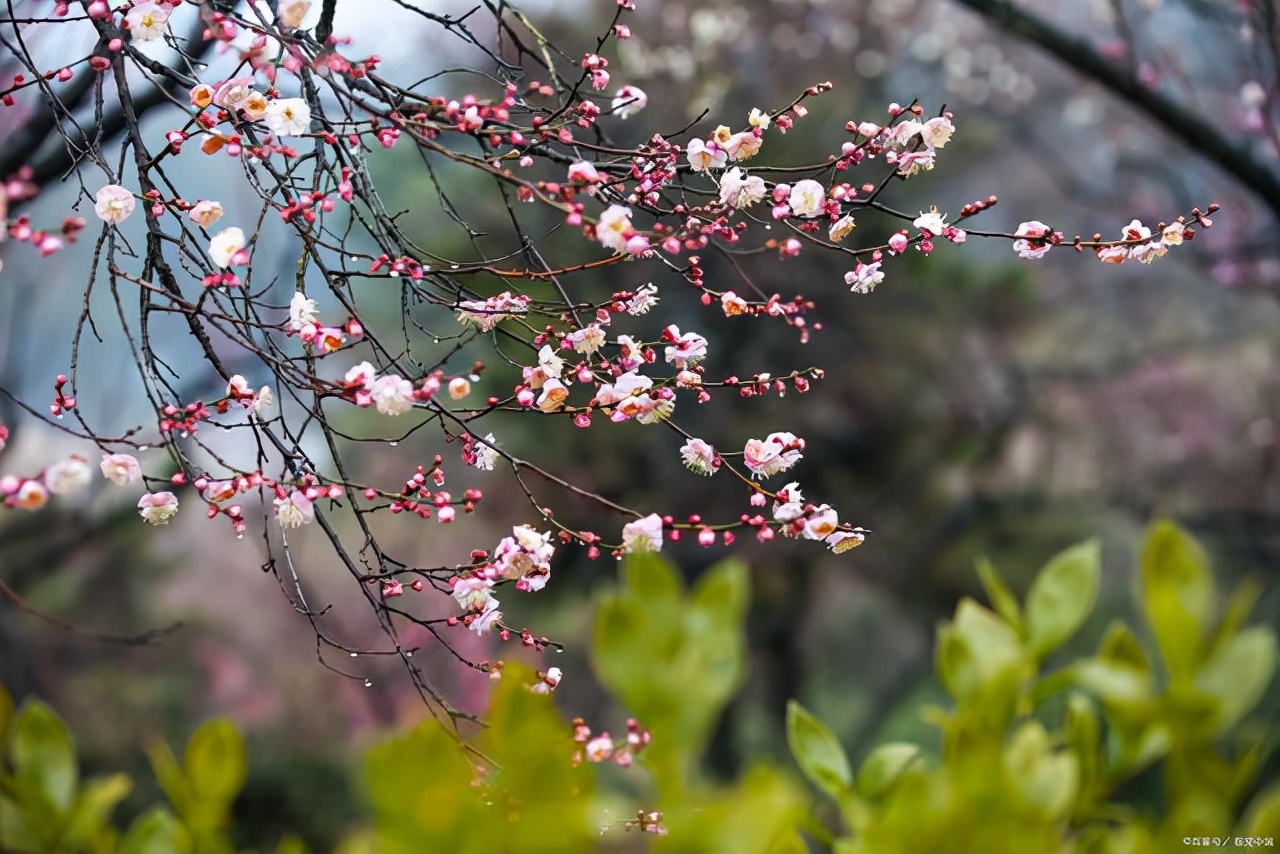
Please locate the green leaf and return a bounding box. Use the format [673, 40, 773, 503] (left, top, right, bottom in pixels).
[120, 806, 190, 854]
[1063, 693, 1099, 794]
[275, 833, 313, 854]
[11, 700, 77, 812]
[0, 683, 13, 746]
[623, 550, 683, 605]
[856, 743, 922, 801]
[62, 773, 132, 846]
[1003, 721, 1079, 819]
[786, 701, 852, 799]
[936, 599, 1026, 709]
[183, 719, 247, 808]
[1241, 783, 1280, 840]
[1025, 540, 1100, 658]
[975, 557, 1021, 630]
[1141, 521, 1216, 681]
[1195, 626, 1277, 733]
[145, 741, 190, 820]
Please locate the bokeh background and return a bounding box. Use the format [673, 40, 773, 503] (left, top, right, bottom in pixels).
[2, 0, 1279, 848]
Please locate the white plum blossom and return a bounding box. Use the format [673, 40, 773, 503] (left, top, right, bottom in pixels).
[537, 344, 565, 380]
[456, 292, 530, 331]
[748, 107, 771, 130]
[452, 576, 497, 611]
[921, 115, 954, 149]
[624, 283, 659, 315]
[188, 200, 224, 228]
[829, 214, 857, 243]
[14, 480, 49, 510]
[100, 453, 142, 486]
[844, 261, 884, 294]
[289, 291, 320, 329]
[913, 209, 948, 235]
[743, 431, 805, 478]
[663, 325, 709, 369]
[679, 438, 719, 475]
[611, 85, 647, 119]
[278, 0, 312, 28]
[125, 1, 170, 41]
[802, 505, 840, 541]
[44, 456, 92, 495]
[567, 323, 607, 355]
[1012, 221, 1053, 260]
[208, 227, 246, 268]
[787, 179, 826, 218]
[94, 185, 136, 224]
[686, 138, 726, 172]
[621, 513, 664, 553]
[264, 98, 312, 136]
[137, 491, 179, 525]
[536, 377, 569, 412]
[596, 204, 634, 253]
[468, 598, 503, 634]
[275, 490, 315, 528]
[369, 374, 415, 415]
[593, 370, 653, 406]
[492, 526, 555, 591]
[717, 167, 767, 209]
[471, 433, 499, 471]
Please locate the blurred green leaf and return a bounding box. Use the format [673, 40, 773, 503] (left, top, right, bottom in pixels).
[0, 683, 12, 746]
[1141, 521, 1216, 682]
[62, 773, 132, 847]
[856, 743, 921, 801]
[120, 806, 190, 854]
[1241, 783, 1280, 840]
[1025, 540, 1100, 658]
[786, 700, 852, 799]
[11, 700, 77, 812]
[144, 740, 190, 822]
[184, 719, 247, 810]
[1004, 721, 1078, 819]
[976, 557, 1021, 630]
[1195, 626, 1277, 733]
[275, 832, 312, 854]
[936, 599, 1025, 711]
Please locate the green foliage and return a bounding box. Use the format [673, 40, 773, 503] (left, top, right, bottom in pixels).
[0, 685, 249, 854]
[591, 554, 805, 852]
[359, 661, 596, 854]
[787, 522, 1278, 854]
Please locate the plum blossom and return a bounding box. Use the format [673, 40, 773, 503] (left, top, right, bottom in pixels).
[264, 98, 312, 137]
[1161, 223, 1185, 247]
[94, 185, 136, 224]
[679, 438, 719, 475]
[453, 576, 497, 611]
[802, 505, 840, 541]
[663, 325, 709, 369]
[748, 107, 771, 130]
[536, 377, 569, 412]
[275, 490, 315, 528]
[585, 735, 614, 763]
[278, 0, 312, 28]
[213, 78, 256, 111]
[14, 480, 49, 510]
[468, 598, 503, 635]
[567, 323, 607, 355]
[44, 456, 92, 495]
[621, 513, 664, 553]
[844, 261, 884, 294]
[100, 453, 142, 485]
[596, 204, 634, 253]
[208, 227, 246, 268]
[717, 167, 767, 209]
[529, 667, 563, 695]
[913, 209, 948, 236]
[188, 200, 224, 228]
[624, 283, 659, 315]
[744, 431, 805, 478]
[138, 491, 179, 525]
[1012, 221, 1053, 260]
[611, 85, 647, 119]
[289, 291, 320, 330]
[787, 179, 826, 218]
[125, 2, 170, 41]
[537, 344, 565, 380]
[829, 214, 857, 243]
[471, 433, 499, 471]
[921, 115, 955, 149]
[456, 292, 530, 331]
[369, 374, 415, 415]
[721, 291, 748, 315]
[593, 370, 653, 406]
[493, 526, 555, 591]
[686, 139, 726, 172]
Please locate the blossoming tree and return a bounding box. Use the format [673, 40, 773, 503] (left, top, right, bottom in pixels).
[0, 0, 1216, 738]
